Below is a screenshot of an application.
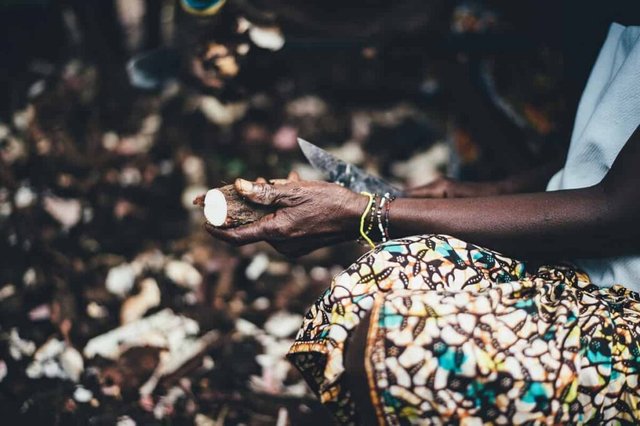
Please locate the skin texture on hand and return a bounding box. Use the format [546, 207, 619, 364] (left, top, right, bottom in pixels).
[204, 174, 368, 257]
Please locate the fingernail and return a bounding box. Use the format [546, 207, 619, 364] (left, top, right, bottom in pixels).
[238, 178, 253, 193]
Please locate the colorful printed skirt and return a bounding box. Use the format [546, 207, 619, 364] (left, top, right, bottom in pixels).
[287, 234, 640, 425]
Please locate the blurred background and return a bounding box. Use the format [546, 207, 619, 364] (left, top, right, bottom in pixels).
[1, 0, 639, 424]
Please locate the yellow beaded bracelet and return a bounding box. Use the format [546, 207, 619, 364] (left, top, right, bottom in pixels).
[359, 192, 376, 249]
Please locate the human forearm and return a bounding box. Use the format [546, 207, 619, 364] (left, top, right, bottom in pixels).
[391, 127, 640, 260]
[389, 185, 633, 259]
[207, 127, 640, 260]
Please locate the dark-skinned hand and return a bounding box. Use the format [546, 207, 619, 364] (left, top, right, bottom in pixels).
[405, 176, 506, 198]
[204, 174, 368, 257]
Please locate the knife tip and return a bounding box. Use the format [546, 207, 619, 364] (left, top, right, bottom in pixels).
[297, 138, 314, 153]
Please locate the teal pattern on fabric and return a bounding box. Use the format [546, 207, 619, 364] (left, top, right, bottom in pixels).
[522, 382, 550, 404]
[437, 347, 467, 373]
[466, 381, 497, 407]
[380, 311, 402, 328]
[515, 298, 538, 315]
[383, 244, 408, 255]
[288, 234, 640, 425]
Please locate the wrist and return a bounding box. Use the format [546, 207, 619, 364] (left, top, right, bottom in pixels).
[343, 192, 371, 239]
[350, 192, 395, 247]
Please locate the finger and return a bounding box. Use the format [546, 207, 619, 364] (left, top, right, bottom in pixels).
[193, 194, 205, 207]
[256, 177, 268, 184]
[269, 170, 301, 185]
[405, 185, 437, 198]
[235, 178, 277, 205]
[287, 170, 301, 182]
[405, 180, 450, 198]
[204, 221, 267, 245]
[268, 178, 290, 185]
[235, 178, 297, 207]
[403, 187, 423, 197]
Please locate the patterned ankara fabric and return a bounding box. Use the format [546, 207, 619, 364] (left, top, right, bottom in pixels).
[287, 234, 640, 425]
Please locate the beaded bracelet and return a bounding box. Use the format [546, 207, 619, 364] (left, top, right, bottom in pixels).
[358, 192, 376, 249]
[358, 192, 395, 247]
[367, 195, 377, 232]
[377, 195, 387, 242]
[383, 193, 395, 241]
[374, 193, 394, 243]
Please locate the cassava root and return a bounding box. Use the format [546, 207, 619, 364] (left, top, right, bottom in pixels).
[193, 184, 273, 227]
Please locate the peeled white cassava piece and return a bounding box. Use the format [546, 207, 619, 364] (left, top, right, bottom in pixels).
[194, 184, 273, 228]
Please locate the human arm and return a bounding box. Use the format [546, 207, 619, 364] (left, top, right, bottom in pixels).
[393, 124, 640, 258]
[207, 125, 640, 260]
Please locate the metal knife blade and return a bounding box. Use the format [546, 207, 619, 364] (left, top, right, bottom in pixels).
[297, 138, 404, 197]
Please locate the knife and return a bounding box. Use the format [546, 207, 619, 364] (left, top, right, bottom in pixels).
[297, 138, 405, 197]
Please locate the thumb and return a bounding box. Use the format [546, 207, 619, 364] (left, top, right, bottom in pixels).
[287, 170, 301, 182]
[405, 184, 438, 198]
[235, 178, 291, 206]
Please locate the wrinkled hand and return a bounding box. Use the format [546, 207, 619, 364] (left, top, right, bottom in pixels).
[405, 176, 504, 198]
[205, 174, 367, 257]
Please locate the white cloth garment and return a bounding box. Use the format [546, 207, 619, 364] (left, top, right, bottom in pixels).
[547, 23, 640, 289]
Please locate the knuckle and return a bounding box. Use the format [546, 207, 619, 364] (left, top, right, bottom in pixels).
[257, 184, 275, 203]
[280, 186, 305, 205]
